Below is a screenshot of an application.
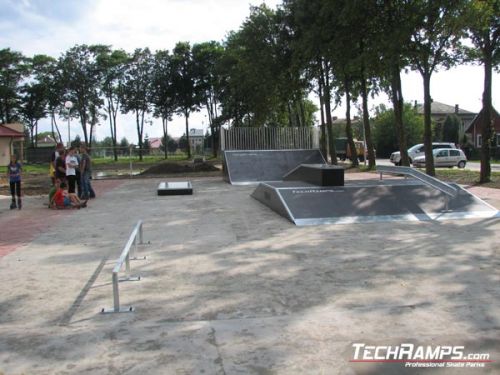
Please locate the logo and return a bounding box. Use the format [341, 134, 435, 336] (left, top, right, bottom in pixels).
[350, 343, 492, 368]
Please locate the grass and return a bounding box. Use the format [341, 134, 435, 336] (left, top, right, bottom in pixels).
[433, 169, 500, 188]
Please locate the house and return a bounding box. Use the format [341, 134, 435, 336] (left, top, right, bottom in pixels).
[147, 137, 162, 154]
[0, 123, 25, 166]
[36, 135, 57, 148]
[189, 128, 204, 153]
[415, 101, 477, 137]
[464, 107, 500, 149]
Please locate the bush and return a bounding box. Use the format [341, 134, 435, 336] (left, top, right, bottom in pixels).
[372, 104, 424, 157]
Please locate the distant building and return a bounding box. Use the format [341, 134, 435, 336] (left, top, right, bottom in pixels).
[36, 135, 57, 148]
[189, 128, 204, 153]
[465, 107, 500, 149]
[0, 123, 25, 166]
[148, 137, 162, 153]
[415, 101, 477, 137]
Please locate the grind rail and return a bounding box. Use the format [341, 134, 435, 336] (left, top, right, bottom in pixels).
[377, 166, 458, 197]
[377, 165, 458, 211]
[101, 220, 147, 314]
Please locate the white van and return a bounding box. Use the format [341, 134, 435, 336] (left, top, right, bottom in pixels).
[390, 143, 457, 165]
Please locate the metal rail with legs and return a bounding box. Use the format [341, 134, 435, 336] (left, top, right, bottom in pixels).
[101, 220, 146, 314]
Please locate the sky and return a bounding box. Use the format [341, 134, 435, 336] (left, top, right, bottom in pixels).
[1, 0, 499, 144]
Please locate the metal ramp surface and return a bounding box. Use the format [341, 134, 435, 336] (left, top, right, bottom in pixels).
[251, 180, 499, 226]
[223, 149, 326, 185]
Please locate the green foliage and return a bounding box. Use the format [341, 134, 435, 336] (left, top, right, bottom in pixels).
[178, 134, 188, 151]
[372, 104, 425, 157]
[0, 48, 30, 123]
[442, 114, 460, 143]
[160, 134, 178, 153]
[71, 134, 82, 148]
[121, 48, 155, 159]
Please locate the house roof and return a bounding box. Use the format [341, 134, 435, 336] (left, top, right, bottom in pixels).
[415, 101, 476, 115]
[465, 106, 500, 133]
[148, 137, 162, 149]
[0, 125, 24, 138]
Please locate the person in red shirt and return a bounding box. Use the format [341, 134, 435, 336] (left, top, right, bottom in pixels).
[51, 182, 87, 209]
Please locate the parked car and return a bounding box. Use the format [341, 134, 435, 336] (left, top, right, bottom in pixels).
[412, 148, 467, 168]
[390, 142, 457, 165]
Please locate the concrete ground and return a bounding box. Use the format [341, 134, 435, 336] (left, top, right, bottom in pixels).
[0, 174, 499, 375]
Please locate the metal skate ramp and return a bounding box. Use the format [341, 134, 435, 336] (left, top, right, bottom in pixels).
[223, 149, 326, 185]
[251, 179, 499, 226]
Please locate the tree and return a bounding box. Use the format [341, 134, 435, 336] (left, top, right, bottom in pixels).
[119, 136, 130, 155]
[466, 0, 500, 183]
[171, 42, 199, 159]
[143, 134, 151, 155]
[192, 41, 224, 157]
[0, 48, 30, 124]
[19, 81, 46, 147]
[375, 1, 421, 167]
[59, 44, 106, 148]
[442, 114, 460, 143]
[372, 104, 425, 158]
[152, 49, 176, 159]
[409, 0, 466, 176]
[96, 47, 129, 161]
[283, 0, 338, 163]
[178, 134, 188, 152]
[71, 134, 82, 148]
[121, 48, 154, 161]
[160, 134, 178, 153]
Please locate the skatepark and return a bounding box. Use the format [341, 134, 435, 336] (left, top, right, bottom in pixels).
[1, 149, 499, 374]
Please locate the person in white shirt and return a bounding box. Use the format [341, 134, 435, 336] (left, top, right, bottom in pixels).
[65, 147, 79, 197]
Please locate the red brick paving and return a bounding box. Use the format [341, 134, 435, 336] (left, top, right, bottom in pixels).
[0, 180, 123, 259]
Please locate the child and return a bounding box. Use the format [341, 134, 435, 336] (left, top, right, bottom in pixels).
[48, 178, 61, 208]
[51, 182, 87, 209]
[7, 154, 22, 210]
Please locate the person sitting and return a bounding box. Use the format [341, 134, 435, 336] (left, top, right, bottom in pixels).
[48, 178, 61, 208]
[51, 182, 87, 209]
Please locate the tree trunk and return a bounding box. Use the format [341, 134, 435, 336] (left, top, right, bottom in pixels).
[162, 116, 168, 160]
[51, 111, 63, 143]
[321, 60, 337, 164]
[185, 109, 191, 159]
[136, 110, 143, 161]
[318, 73, 328, 160]
[360, 74, 376, 169]
[344, 78, 358, 167]
[423, 71, 435, 176]
[390, 62, 410, 166]
[480, 51, 493, 183]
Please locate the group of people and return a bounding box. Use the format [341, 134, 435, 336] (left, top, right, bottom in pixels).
[48, 143, 95, 209]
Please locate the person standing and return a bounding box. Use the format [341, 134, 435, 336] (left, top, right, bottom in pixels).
[50, 143, 64, 185]
[79, 145, 95, 199]
[65, 147, 79, 199]
[7, 154, 22, 209]
[55, 149, 66, 182]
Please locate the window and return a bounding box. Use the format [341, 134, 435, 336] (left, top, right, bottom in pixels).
[450, 150, 460, 156]
[496, 134, 500, 147]
[477, 135, 482, 147]
[436, 150, 448, 157]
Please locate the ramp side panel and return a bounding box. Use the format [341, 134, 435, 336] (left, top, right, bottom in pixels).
[278, 184, 498, 221]
[251, 183, 295, 224]
[224, 149, 325, 184]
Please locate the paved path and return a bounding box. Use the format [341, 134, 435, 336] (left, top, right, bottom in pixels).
[0, 180, 123, 258]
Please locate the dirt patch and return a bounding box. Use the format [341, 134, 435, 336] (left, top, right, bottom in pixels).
[140, 161, 220, 175]
[0, 174, 51, 196]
